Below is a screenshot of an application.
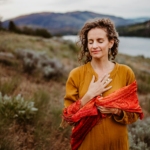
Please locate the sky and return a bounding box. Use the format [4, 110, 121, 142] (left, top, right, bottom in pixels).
[0, 0, 150, 21]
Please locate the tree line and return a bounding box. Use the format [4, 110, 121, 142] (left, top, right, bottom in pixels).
[1, 19, 150, 38]
[117, 20, 150, 38]
[0, 20, 52, 38]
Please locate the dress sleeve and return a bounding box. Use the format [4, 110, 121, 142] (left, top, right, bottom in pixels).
[113, 65, 139, 124]
[113, 111, 139, 124]
[61, 68, 81, 127]
[64, 68, 80, 107]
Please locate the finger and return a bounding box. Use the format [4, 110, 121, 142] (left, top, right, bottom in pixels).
[103, 78, 112, 86]
[99, 74, 110, 82]
[102, 76, 111, 84]
[99, 109, 111, 113]
[97, 106, 104, 110]
[101, 74, 110, 83]
[100, 111, 110, 114]
[99, 106, 108, 111]
[99, 108, 112, 113]
[97, 97, 103, 100]
[103, 86, 112, 92]
[98, 106, 103, 108]
[101, 107, 109, 111]
[90, 75, 95, 84]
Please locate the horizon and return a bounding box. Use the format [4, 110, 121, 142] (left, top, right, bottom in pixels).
[1, 10, 150, 22]
[0, 0, 150, 21]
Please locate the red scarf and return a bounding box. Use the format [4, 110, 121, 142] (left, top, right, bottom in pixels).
[62, 81, 144, 150]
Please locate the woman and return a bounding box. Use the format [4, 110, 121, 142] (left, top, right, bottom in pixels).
[62, 18, 143, 150]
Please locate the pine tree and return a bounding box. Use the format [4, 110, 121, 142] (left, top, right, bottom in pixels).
[8, 21, 17, 31]
[8, 20, 21, 33]
[0, 16, 3, 30]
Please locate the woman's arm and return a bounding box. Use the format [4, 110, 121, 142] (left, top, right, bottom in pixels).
[64, 68, 80, 108]
[113, 111, 139, 124]
[97, 104, 140, 125]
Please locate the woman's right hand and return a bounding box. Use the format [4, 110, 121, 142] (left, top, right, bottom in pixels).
[81, 74, 112, 106]
[87, 74, 112, 98]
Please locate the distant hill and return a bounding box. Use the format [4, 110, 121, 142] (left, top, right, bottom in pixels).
[127, 17, 150, 24]
[117, 20, 150, 37]
[2, 11, 150, 35]
[3, 11, 149, 34]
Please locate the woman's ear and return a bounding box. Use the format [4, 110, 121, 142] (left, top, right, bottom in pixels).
[109, 40, 114, 48]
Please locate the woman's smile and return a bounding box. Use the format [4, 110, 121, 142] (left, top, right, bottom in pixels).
[91, 50, 101, 54]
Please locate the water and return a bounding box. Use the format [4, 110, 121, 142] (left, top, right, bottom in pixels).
[62, 35, 150, 58]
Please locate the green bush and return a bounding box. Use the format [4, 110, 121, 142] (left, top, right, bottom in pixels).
[0, 92, 38, 122]
[128, 117, 150, 150]
[16, 49, 64, 79]
[134, 71, 150, 94]
[32, 90, 71, 150]
[35, 28, 52, 38]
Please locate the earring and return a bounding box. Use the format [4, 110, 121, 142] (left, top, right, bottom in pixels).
[109, 48, 111, 55]
[85, 48, 88, 52]
[108, 48, 111, 60]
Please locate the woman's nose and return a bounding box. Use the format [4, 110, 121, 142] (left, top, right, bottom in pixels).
[92, 41, 98, 48]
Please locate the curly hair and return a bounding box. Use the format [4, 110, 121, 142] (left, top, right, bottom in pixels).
[77, 18, 119, 64]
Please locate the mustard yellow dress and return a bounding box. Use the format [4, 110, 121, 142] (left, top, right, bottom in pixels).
[64, 62, 139, 150]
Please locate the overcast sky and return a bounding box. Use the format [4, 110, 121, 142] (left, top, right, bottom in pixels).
[0, 0, 150, 21]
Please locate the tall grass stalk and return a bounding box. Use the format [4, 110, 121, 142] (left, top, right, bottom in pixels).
[0, 76, 21, 96]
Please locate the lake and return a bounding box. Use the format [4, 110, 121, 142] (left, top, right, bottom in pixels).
[62, 35, 150, 58]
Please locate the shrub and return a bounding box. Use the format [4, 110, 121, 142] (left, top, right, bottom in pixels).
[0, 52, 17, 66]
[35, 28, 52, 38]
[134, 71, 150, 94]
[137, 81, 150, 94]
[145, 97, 150, 113]
[0, 92, 38, 122]
[128, 117, 150, 150]
[32, 90, 71, 150]
[0, 141, 14, 150]
[141, 96, 150, 114]
[68, 42, 79, 53]
[16, 49, 64, 78]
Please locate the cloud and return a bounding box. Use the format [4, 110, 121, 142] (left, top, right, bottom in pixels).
[0, 0, 150, 21]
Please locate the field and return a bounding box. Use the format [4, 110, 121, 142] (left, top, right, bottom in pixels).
[0, 31, 150, 150]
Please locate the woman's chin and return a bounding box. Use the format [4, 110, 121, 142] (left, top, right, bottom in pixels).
[92, 55, 103, 59]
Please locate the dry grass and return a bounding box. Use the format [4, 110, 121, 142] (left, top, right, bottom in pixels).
[0, 63, 71, 150]
[0, 31, 150, 150]
[0, 31, 79, 68]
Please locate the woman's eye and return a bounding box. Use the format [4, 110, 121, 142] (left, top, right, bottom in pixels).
[88, 41, 93, 44]
[98, 40, 103, 43]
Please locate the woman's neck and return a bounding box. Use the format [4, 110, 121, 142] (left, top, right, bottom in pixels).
[90, 58, 115, 77]
[91, 58, 112, 70]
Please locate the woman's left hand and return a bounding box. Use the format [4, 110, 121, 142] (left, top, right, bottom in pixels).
[97, 106, 122, 116]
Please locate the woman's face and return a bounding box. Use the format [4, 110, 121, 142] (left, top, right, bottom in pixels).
[87, 27, 114, 60]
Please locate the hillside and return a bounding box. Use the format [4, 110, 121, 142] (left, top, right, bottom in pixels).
[0, 31, 78, 149]
[0, 31, 150, 149]
[117, 20, 150, 37]
[2, 11, 147, 35]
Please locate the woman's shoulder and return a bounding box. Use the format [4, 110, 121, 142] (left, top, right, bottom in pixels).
[69, 63, 89, 76]
[117, 63, 135, 84]
[117, 63, 134, 74]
